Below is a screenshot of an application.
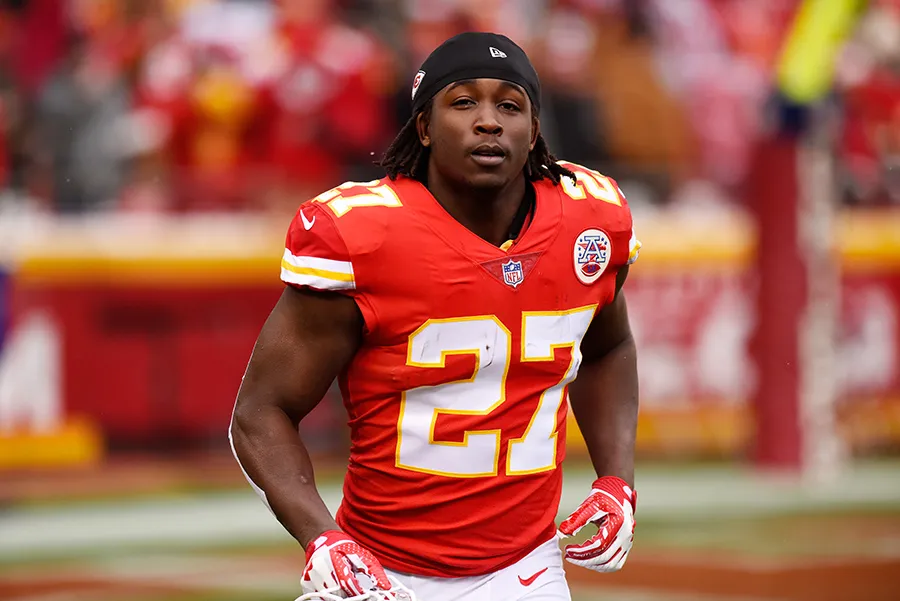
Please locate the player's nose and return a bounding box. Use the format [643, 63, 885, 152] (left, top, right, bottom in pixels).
[473, 107, 503, 136]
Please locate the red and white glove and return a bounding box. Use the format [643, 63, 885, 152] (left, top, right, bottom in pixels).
[557, 476, 636, 573]
[301, 530, 392, 598]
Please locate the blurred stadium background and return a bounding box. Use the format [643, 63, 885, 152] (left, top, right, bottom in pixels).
[2, 0, 900, 600]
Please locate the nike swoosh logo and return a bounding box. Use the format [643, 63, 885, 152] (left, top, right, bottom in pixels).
[518, 567, 548, 587]
[300, 210, 316, 230]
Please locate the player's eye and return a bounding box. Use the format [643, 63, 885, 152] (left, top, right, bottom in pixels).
[452, 98, 475, 107]
[499, 102, 522, 112]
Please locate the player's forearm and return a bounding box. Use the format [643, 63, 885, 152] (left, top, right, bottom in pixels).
[568, 334, 639, 487]
[230, 404, 338, 547]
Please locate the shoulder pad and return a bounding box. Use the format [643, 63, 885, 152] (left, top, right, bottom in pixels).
[308, 178, 403, 219]
[556, 160, 641, 266]
[556, 161, 628, 209]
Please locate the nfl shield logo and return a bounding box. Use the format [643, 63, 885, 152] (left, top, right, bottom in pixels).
[502, 259, 524, 288]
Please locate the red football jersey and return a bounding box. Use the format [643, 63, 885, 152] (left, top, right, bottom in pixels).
[281, 162, 640, 577]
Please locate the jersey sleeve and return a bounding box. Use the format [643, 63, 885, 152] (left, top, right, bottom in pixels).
[281, 201, 357, 293]
[557, 160, 642, 270]
[627, 228, 641, 265]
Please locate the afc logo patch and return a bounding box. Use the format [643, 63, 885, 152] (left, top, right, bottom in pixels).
[502, 258, 524, 288]
[574, 228, 612, 285]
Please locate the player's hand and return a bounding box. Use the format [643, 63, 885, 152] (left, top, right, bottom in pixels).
[301, 530, 392, 598]
[557, 476, 636, 573]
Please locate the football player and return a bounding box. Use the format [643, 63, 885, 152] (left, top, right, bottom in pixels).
[230, 32, 640, 601]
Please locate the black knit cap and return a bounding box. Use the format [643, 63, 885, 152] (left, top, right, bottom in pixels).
[410, 32, 541, 116]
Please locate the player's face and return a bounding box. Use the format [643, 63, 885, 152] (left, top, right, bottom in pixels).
[420, 78, 537, 191]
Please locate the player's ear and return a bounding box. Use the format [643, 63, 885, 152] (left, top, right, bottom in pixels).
[416, 111, 431, 148]
[530, 115, 540, 152]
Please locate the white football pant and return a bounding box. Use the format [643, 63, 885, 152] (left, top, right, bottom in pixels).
[385, 537, 570, 601]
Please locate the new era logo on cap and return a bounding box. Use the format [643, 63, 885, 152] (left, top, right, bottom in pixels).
[490, 46, 507, 58]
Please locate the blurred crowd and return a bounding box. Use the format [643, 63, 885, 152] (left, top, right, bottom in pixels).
[1, 0, 899, 215]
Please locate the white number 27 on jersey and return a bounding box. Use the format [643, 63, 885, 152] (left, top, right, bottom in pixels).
[396, 306, 596, 478]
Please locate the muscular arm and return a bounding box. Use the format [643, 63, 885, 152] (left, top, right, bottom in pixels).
[229, 286, 363, 547]
[568, 267, 639, 487]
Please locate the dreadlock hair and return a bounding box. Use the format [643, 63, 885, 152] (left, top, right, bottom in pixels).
[378, 100, 575, 185]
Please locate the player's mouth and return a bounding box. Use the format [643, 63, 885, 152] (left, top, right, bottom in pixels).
[470, 144, 506, 166]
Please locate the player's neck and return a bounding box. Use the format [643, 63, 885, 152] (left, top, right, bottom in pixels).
[425, 171, 528, 248]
